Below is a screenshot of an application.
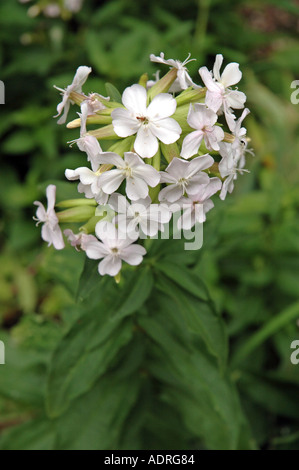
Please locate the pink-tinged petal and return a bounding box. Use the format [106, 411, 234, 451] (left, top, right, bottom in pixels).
[186, 176, 209, 196]
[149, 52, 169, 65]
[186, 103, 205, 129]
[220, 175, 235, 200]
[134, 126, 158, 159]
[56, 98, 70, 125]
[123, 152, 144, 168]
[95, 190, 109, 205]
[41, 223, 53, 246]
[98, 256, 122, 276]
[122, 84, 147, 115]
[213, 54, 223, 82]
[165, 157, 189, 179]
[65, 169, 79, 181]
[51, 225, 65, 250]
[226, 90, 246, 109]
[77, 135, 102, 171]
[33, 201, 47, 222]
[95, 221, 117, 243]
[108, 193, 129, 214]
[180, 131, 203, 159]
[133, 165, 160, 187]
[159, 171, 177, 184]
[46, 185, 57, 212]
[121, 244, 146, 265]
[177, 206, 194, 230]
[96, 152, 125, 168]
[81, 234, 98, 251]
[84, 238, 108, 259]
[190, 177, 222, 202]
[203, 199, 214, 216]
[139, 218, 159, 236]
[204, 126, 224, 151]
[221, 62, 242, 88]
[150, 118, 181, 145]
[111, 108, 139, 137]
[205, 90, 223, 113]
[71, 66, 92, 91]
[147, 93, 177, 120]
[198, 67, 220, 93]
[185, 154, 214, 177]
[126, 176, 149, 201]
[158, 184, 183, 203]
[97, 169, 125, 194]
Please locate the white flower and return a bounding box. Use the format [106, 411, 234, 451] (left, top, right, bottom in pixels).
[79, 93, 109, 134]
[68, 134, 102, 172]
[199, 54, 246, 129]
[54, 66, 92, 124]
[229, 107, 250, 147]
[65, 166, 109, 205]
[111, 84, 181, 159]
[177, 177, 222, 229]
[218, 143, 249, 200]
[181, 103, 224, 158]
[150, 52, 199, 91]
[64, 229, 97, 251]
[158, 155, 213, 203]
[33, 184, 65, 250]
[109, 194, 171, 237]
[83, 221, 146, 277]
[96, 151, 160, 201]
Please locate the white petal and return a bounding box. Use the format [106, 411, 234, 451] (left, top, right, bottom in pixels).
[84, 239, 108, 259]
[158, 184, 183, 203]
[164, 157, 189, 179]
[96, 152, 125, 168]
[134, 126, 158, 159]
[122, 84, 147, 115]
[226, 90, 246, 109]
[180, 131, 203, 159]
[33, 201, 47, 222]
[126, 176, 149, 201]
[133, 164, 160, 187]
[97, 169, 125, 194]
[121, 244, 146, 265]
[221, 62, 242, 88]
[95, 221, 117, 243]
[204, 126, 224, 151]
[198, 67, 220, 93]
[46, 184, 57, 212]
[51, 225, 65, 250]
[111, 108, 139, 137]
[213, 54, 223, 82]
[150, 118, 181, 145]
[108, 193, 129, 214]
[205, 90, 223, 113]
[71, 66, 92, 91]
[124, 152, 144, 168]
[185, 154, 214, 177]
[98, 255, 122, 276]
[147, 93, 177, 120]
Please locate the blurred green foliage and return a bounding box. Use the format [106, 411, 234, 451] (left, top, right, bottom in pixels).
[0, 0, 299, 450]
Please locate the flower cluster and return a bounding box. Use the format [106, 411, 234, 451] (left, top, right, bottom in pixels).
[34, 53, 253, 278]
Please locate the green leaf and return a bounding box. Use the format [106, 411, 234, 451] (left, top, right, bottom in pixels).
[105, 82, 122, 103]
[54, 373, 141, 450]
[156, 276, 228, 372]
[46, 311, 133, 417]
[156, 261, 210, 302]
[0, 418, 55, 451]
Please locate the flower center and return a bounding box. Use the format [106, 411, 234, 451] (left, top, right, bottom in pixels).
[111, 247, 119, 255]
[136, 116, 149, 125]
[123, 165, 133, 178]
[178, 177, 189, 190]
